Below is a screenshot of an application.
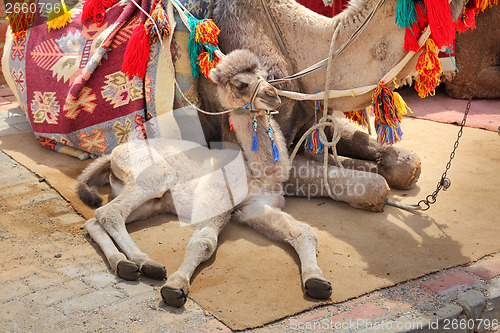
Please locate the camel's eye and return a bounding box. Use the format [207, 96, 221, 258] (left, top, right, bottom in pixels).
[235, 82, 248, 92]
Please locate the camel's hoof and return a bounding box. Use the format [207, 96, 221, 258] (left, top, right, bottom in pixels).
[141, 262, 167, 280]
[161, 286, 187, 307]
[116, 260, 140, 281]
[305, 278, 332, 300]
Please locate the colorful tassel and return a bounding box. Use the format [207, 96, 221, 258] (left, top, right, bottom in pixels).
[424, 0, 456, 48]
[371, 82, 404, 145]
[192, 18, 220, 45]
[47, 2, 73, 32]
[251, 115, 258, 152]
[145, 0, 171, 43]
[187, 16, 221, 78]
[197, 51, 220, 79]
[344, 109, 371, 129]
[266, 118, 280, 162]
[395, 0, 416, 28]
[122, 25, 151, 79]
[415, 38, 442, 98]
[304, 100, 324, 155]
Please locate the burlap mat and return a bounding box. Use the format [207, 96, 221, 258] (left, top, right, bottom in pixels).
[1, 117, 499, 330]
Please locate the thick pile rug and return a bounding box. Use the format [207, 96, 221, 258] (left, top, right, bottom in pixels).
[1, 115, 499, 330]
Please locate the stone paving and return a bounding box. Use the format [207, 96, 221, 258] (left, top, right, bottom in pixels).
[0, 85, 499, 332]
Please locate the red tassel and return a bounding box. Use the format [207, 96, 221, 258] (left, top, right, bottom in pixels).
[404, 27, 420, 53]
[455, 7, 477, 33]
[424, 0, 456, 48]
[102, 0, 118, 7]
[122, 25, 151, 79]
[197, 52, 220, 79]
[81, 0, 119, 25]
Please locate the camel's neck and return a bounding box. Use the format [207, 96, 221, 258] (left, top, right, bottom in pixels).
[229, 112, 290, 184]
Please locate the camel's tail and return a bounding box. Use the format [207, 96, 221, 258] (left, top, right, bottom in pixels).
[76, 155, 112, 208]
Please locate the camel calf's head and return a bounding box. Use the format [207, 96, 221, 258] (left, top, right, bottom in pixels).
[209, 50, 281, 111]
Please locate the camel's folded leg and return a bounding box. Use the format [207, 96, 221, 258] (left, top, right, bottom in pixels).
[335, 120, 421, 189]
[160, 212, 230, 308]
[287, 155, 389, 211]
[234, 203, 331, 300]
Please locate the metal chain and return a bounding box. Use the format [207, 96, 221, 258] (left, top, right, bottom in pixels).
[415, 9, 493, 211]
[416, 99, 469, 210]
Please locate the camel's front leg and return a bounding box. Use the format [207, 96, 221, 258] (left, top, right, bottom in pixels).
[335, 120, 421, 189]
[234, 203, 332, 300]
[161, 212, 230, 307]
[287, 155, 389, 211]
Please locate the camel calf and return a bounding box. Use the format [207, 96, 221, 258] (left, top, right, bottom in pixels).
[77, 50, 332, 307]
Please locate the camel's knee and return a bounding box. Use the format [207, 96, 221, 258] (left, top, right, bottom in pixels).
[291, 223, 318, 249]
[187, 227, 218, 262]
[95, 204, 126, 229]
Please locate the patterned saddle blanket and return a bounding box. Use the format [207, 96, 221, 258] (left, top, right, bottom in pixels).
[2, 0, 210, 158]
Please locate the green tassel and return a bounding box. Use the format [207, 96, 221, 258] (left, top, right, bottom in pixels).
[187, 15, 203, 78]
[395, 0, 416, 28]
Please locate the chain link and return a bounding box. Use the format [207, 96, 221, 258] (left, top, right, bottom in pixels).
[415, 10, 492, 211]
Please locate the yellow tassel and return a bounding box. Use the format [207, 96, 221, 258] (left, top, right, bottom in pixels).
[47, 2, 73, 32]
[415, 38, 442, 98]
[393, 92, 412, 116]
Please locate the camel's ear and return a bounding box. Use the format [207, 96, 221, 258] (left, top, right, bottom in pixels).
[208, 68, 220, 84]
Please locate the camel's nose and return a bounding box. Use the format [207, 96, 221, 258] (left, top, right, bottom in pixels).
[264, 85, 278, 98]
[260, 85, 281, 108]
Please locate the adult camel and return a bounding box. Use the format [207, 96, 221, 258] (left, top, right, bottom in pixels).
[195, 0, 465, 206]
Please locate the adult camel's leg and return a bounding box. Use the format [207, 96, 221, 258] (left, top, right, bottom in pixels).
[161, 212, 230, 307]
[335, 120, 421, 190]
[286, 155, 389, 211]
[234, 202, 332, 300]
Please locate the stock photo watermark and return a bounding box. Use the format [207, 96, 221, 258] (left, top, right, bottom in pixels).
[288, 317, 499, 331]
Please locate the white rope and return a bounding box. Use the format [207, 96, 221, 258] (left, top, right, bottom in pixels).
[288, 23, 344, 200]
[277, 26, 432, 102]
